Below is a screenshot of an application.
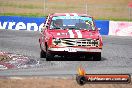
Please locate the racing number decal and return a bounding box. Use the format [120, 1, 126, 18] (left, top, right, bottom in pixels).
[75, 30, 82, 38]
[68, 30, 74, 38]
[68, 30, 82, 38]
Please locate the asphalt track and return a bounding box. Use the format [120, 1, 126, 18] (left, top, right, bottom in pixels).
[0, 29, 132, 76]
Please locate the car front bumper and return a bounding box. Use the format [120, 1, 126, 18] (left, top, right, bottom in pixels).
[48, 47, 101, 53]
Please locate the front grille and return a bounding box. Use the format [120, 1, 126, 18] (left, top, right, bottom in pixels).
[60, 38, 99, 47]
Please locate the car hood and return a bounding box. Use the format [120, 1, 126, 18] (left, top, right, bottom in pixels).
[48, 29, 100, 39]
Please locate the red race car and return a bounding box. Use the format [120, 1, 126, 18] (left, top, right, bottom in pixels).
[39, 13, 103, 61]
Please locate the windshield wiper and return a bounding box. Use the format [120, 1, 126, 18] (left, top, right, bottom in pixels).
[54, 27, 61, 29]
[52, 27, 64, 29]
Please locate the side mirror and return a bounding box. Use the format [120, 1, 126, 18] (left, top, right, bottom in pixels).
[46, 24, 49, 28]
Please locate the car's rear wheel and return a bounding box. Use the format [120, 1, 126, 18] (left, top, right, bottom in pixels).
[40, 50, 46, 58]
[93, 53, 101, 61]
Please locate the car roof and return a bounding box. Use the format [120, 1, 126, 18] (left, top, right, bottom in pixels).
[50, 13, 92, 17]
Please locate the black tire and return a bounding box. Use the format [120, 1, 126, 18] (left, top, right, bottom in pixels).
[46, 51, 54, 61]
[85, 54, 92, 61]
[76, 75, 86, 85]
[93, 53, 101, 61]
[40, 50, 46, 58]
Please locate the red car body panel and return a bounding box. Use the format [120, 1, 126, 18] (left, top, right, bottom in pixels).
[39, 13, 103, 60]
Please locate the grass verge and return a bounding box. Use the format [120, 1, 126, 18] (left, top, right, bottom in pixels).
[1, 13, 132, 21]
[0, 13, 46, 17]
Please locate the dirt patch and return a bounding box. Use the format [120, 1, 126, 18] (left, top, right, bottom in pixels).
[0, 77, 131, 88]
[0, 51, 39, 69]
[0, 55, 11, 62]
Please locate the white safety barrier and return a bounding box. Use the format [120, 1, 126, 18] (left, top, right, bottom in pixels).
[109, 21, 132, 36]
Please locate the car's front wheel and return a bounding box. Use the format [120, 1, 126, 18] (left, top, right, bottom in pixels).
[40, 50, 46, 58]
[93, 53, 101, 61]
[46, 51, 54, 61]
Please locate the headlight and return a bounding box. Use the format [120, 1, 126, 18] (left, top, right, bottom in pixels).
[53, 38, 61, 45]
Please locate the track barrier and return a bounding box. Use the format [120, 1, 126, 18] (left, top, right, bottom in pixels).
[0, 16, 132, 36]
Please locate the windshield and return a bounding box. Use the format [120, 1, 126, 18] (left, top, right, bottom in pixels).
[50, 16, 95, 30]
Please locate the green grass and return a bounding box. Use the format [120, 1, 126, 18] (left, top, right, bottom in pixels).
[1, 13, 132, 21]
[96, 17, 132, 21]
[0, 0, 131, 21]
[0, 13, 46, 17]
[1, 0, 131, 21]
[0, 3, 42, 9]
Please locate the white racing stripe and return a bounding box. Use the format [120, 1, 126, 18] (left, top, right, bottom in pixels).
[75, 30, 82, 38]
[68, 30, 74, 38]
